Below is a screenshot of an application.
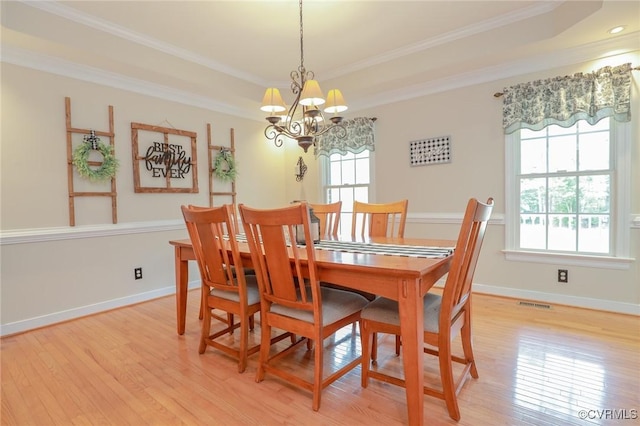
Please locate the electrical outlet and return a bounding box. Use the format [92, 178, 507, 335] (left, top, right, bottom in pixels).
[557, 269, 568, 283]
[134, 267, 143, 280]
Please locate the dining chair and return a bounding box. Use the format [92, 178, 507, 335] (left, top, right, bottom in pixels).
[181, 204, 290, 373]
[238, 202, 369, 411]
[360, 197, 494, 421]
[352, 199, 408, 239]
[309, 201, 342, 238]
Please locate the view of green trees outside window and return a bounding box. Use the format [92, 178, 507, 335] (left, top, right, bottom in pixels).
[518, 118, 611, 254]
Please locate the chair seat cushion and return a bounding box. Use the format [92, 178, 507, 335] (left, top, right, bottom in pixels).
[210, 275, 261, 305]
[361, 293, 442, 333]
[270, 286, 369, 326]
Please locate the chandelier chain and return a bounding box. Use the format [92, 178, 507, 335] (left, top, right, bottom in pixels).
[299, 0, 304, 71]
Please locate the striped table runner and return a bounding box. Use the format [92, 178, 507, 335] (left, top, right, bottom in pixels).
[232, 234, 453, 259]
[315, 240, 453, 258]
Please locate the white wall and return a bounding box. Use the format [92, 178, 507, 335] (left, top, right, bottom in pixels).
[356, 52, 639, 313]
[0, 63, 287, 334]
[2, 51, 638, 336]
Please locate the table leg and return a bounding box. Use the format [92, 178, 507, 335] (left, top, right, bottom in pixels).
[174, 246, 189, 335]
[399, 278, 425, 426]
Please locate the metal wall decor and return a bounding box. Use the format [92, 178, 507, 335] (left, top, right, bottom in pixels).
[409, 136, 451, 166]
[131, 122, 198, 193]
[295, 156, 308, 181]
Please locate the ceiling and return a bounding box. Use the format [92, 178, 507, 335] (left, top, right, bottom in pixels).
[1, 1, 639, 120]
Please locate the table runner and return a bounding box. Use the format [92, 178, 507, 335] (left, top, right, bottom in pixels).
[231, 234, 453, 259]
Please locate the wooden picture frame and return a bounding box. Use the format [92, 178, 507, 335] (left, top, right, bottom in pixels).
[131, 122, 198, 193]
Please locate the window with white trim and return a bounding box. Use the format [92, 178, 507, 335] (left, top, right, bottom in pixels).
[320, 150, 373, 236]
[505, 119, 631, 265]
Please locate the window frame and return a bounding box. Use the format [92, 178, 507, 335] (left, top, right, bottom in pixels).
[319, 150, 375, 236]
[504, 120, 633, 270]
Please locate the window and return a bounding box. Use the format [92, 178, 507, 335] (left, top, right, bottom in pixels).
[321, 150, 373, 236]
[505, 119, 632, 268]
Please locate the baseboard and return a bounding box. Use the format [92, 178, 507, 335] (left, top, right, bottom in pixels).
[0, 280, 201, 337]
[3, 280, 637, 337]
[472, 283, 640, 316]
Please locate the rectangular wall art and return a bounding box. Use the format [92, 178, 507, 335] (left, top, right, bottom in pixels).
[131, 122, 198, 193]
[409, 136, 451, 166]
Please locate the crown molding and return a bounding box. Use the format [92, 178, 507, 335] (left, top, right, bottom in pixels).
[350, 32, 640, 111]
[323, 2, 560, 80]
[19, 0, 268, 87]
[0, 46, 256, 120]
[22, 0, 559, 87]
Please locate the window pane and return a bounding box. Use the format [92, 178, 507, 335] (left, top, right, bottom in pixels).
[354, 186, 368, 203]
[355, 158, 370, 184]
[548, 214, 576, 251]
[520, 214, 546, 249]
[579, 175, 609, 213]
[578, 214, 609, 253]
[579, 133, 609, 171]
[341, 159, 355, 185]
[549, 177, 576, 213]
[521, 138, 547, 174]
[548, 135, 576, 172]
[520, 178, 546, 213]
[340, 187, 355, 209]
[329, 161, 342, 185]
[328, 187, 340, 203]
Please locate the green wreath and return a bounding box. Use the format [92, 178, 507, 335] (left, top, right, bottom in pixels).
[213, 150, 237, 182]
[72, 142, 119, 182]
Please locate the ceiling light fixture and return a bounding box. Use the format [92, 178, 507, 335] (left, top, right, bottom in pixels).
[608, 25, 625, 34]
[260, 0, 347, 152]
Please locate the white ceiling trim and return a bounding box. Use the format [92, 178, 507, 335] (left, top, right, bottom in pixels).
[351, 32, 639, 110]
[1, 46, 255, 120]
[20, 0, 268, 86]
[322, 2, 560, 80]
[2, 33, 637, 119]
[22, 0, 560, 87]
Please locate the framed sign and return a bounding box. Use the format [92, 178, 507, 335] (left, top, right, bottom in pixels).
[409, 136, 451, 166]
[131, 122, 198, 193]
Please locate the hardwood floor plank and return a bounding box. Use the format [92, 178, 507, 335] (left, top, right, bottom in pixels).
[2, 291, 638, 425]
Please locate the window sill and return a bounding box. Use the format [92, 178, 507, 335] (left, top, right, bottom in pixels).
[502, 250, 634, 270]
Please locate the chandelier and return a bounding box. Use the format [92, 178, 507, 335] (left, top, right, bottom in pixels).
[260, 0, 347, 153]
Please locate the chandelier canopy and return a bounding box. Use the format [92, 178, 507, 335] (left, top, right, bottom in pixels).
[260, 0, 347, 152]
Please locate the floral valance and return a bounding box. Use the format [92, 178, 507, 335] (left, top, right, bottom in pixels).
[314, 117, 376, 157]
[501, 63, 633, 134]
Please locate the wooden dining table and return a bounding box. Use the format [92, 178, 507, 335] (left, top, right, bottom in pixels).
[169, 236, 454, 426]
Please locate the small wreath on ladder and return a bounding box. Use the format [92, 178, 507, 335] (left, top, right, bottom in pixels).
[213, 149, 237, 182]
[72, 139, 119, 182]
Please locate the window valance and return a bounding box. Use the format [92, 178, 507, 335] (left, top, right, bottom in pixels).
[501, 63, 633, 134]
[314, 117, 376, 157]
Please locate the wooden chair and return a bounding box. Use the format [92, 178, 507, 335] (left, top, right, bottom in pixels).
[360, 197, 494, 421]
[352, 199, 408, 239]
[310, 201, 341, 238]
[238, 202, 369, 411]
[181, 204, 290, 373]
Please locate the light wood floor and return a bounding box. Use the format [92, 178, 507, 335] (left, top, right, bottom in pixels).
[2, 291, 638, 425]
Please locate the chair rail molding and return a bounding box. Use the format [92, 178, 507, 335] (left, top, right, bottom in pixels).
[0, 219, 185, 245]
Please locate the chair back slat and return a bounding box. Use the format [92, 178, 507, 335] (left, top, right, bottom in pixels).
[352, 199, 408, 239]
[181, 204, 245, 293]
[240, 203, 319, 313]
[310, 201, 342, 238]
[441, 198, 493, 324]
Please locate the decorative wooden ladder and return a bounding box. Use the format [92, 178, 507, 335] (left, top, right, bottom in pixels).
[208, 125, 236, 207]
[65, 97, 117, 226]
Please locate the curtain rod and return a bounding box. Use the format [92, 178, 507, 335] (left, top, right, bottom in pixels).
[493, 65, 639, 98]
